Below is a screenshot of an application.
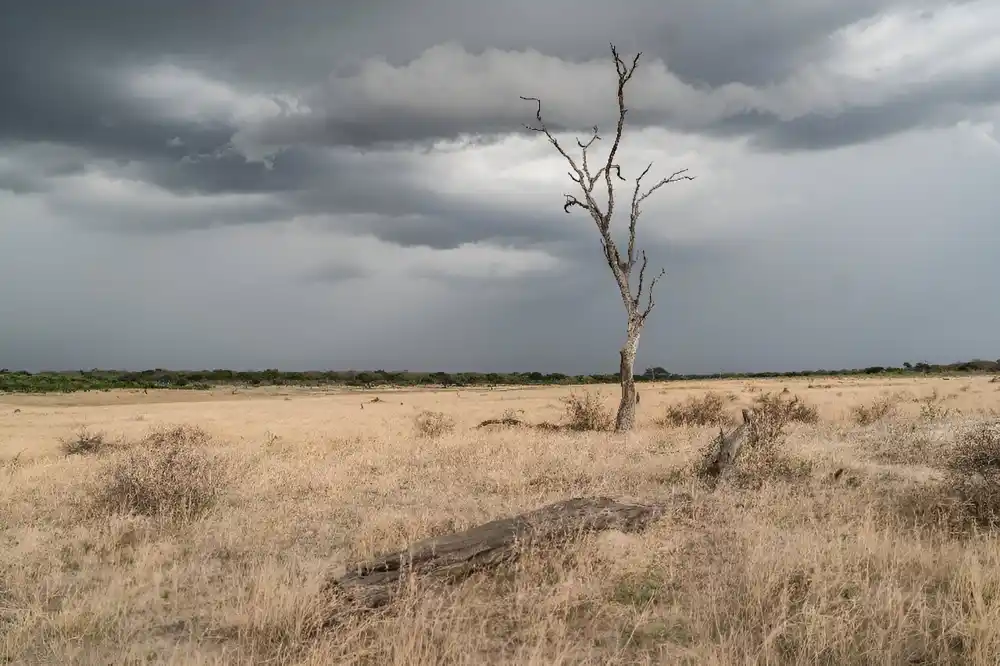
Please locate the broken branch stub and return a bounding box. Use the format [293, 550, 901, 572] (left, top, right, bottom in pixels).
[703, 408, 755, 478]
[325, 497, 665, 610]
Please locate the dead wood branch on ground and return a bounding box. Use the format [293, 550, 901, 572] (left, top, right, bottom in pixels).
[325, 497, 665, 610]
[702, 408, 755, 479]
[476, 417, 529, 428]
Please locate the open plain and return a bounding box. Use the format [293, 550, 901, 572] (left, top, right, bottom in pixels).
[2, 375, 1000, 664]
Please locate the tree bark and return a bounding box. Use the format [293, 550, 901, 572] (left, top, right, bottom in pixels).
[615, 320, 642, 432]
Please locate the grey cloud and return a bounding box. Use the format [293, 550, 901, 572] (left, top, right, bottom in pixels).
[138, 148, 324, 196]
[238, 39, 997, 157]
[2, 0, 1000, 375]
[0, 172, 40, 195]
[0, 0, 894, 85]
[299, 262, 370, 284]
[293, 194, 580, 251]
[2, 0, 973, 170]
[755, 68, 1000, 152]
[128, 143, 588, 247]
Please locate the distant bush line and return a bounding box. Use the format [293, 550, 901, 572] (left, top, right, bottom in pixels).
[1, 360, 998, 394]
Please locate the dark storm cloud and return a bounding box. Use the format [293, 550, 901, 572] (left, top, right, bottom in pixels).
[2, 0, 982, 171]
[0, 0, 892, 84]
[138, 148, 326, 196]
[755, 69, 1000, 152]
[293, 186, 580, 250]
[299, 262, 370, 284]
[0, 57, 236, 166]
[2, 0, 1000, 376]
[316, 210, 576, 251]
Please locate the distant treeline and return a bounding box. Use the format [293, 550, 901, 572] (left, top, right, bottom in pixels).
[1, 360, 998, 394]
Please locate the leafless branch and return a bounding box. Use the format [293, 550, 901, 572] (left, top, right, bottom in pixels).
[521, 95, 606, 229]
[563, 194, 589, 215]
[627, 163, 653, 270]
[521, 45, 689, 324]
[627, 166, 695, 267]
[641, 266, 666, 320]
[602, 44, 639, 236]
[631, 251, 664, 320]
[637, 168, 695, 209]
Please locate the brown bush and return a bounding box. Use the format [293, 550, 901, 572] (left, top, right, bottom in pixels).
[739, 397, 815, 484]
[91, 425, 224, 521]
[850, 395, 897, 426]
[944, 421, 1000, 528]
[413, 411, 456, 438]
[560, 390, 613, 432]
[752, 392, 819, 425]
[661, 392, 732, 427]
[141, 424, 212, 448]
[916, 390, 952, 421]
[695, 397, 814, 486]
[60, 427, 116, 456]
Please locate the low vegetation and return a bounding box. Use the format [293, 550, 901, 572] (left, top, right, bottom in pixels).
[60, 427, 115, 456]
[850, 393, 899, 425]
[945, 420, 1000, 528]
[660, 392, 733, 427]
[89, 425, 224, 521]
[3, 358, 1000, 394]
[561, 390, 614, 432]
[413, 410, 456, 438]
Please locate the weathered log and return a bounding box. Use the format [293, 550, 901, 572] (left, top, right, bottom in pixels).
[326, 497, 665, 609]
[703, 408, 755, 478]
[476, 417, 528, 428]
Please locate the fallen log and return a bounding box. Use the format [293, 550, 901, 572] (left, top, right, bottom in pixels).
[476, 417, 528, 428]
[703, 408, 755, 478]
[325, 496, 665, 609]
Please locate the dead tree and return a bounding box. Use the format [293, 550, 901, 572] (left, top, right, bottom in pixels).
[521, 44, 694, 432]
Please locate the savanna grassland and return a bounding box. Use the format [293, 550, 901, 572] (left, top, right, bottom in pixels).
[3, 376, 1000, 664]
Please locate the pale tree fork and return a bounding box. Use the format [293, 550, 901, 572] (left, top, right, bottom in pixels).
[520, 43, 695, 432]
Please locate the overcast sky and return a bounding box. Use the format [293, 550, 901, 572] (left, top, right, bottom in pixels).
[2, 0, 999, 374]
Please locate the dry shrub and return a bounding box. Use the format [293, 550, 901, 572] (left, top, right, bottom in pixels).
[752, 392, 819, 426]
[141, 423, 212, 448]
[850, 394, 898, 426]
[739, 418, 813, 486]
[2, 451, 24, 476]
[866, 421, 950, 467]
[944, 421, 1000, 528]
[661, 392, 732, 427]
[917, 390, 952, 421]
[696, 398, 814, 485]
[91, 425, 224, 521]
[413, 410, 455, 438]
[501, 408, 524, 422]
[561, 390, 613, 432]
[60, 427, 116, 456]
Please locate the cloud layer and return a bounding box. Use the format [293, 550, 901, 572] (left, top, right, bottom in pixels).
[2, 0, 999, 373]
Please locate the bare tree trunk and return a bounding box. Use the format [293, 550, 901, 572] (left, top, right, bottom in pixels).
[615, 320, 641, 432]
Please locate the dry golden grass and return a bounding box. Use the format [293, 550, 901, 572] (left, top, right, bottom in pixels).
[2, 376, 1000, 664]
